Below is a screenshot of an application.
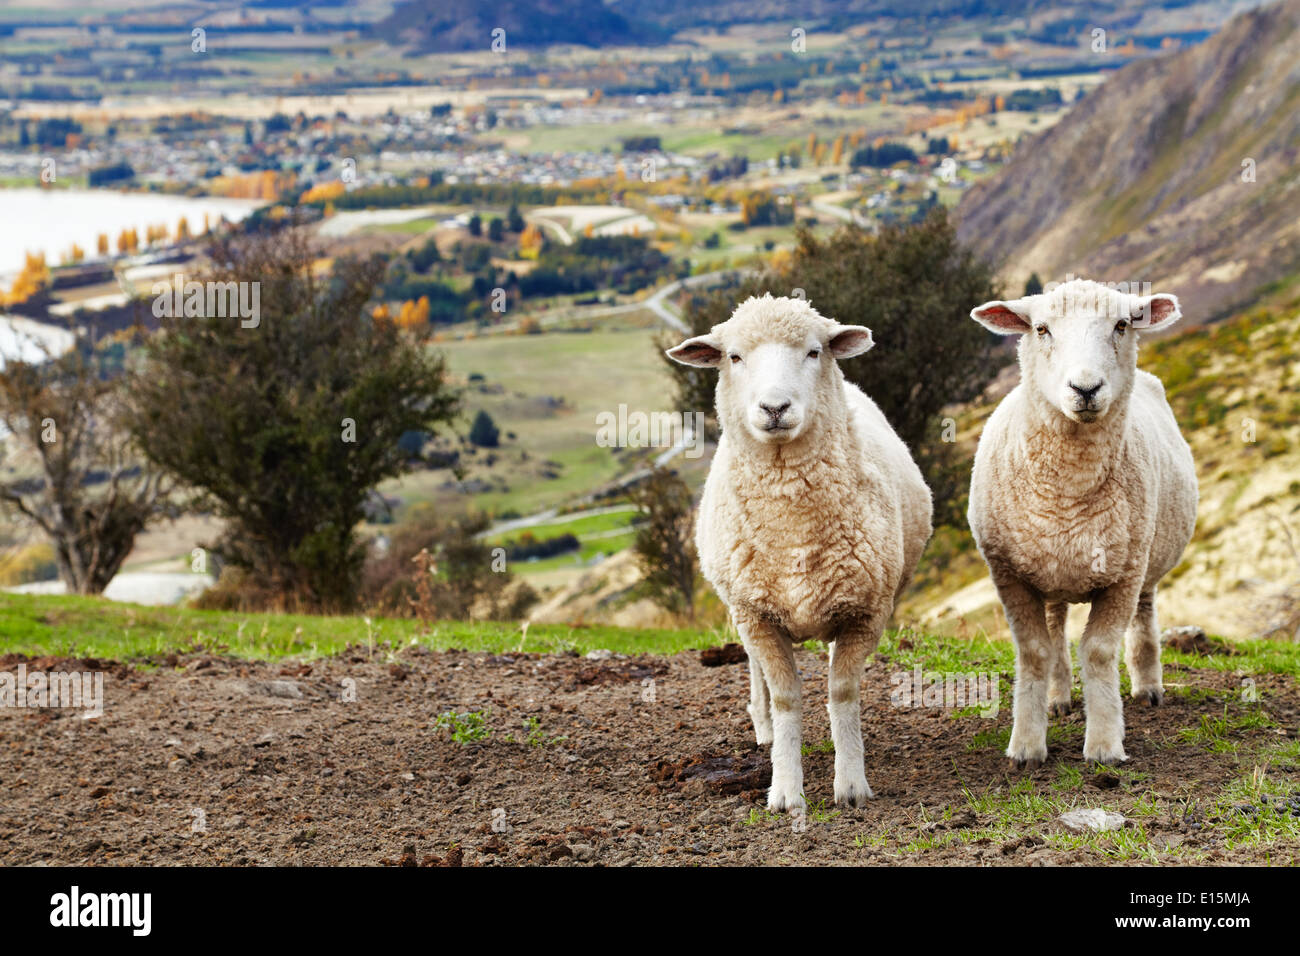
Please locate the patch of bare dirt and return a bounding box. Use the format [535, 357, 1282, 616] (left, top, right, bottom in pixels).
[1, 645, 1297, 866]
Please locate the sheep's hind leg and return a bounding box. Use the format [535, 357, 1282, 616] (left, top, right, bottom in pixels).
[1125, 589, 1164, 707]
[1080, 586, 1140, 764]
[1046, 601, 1073, 717]
[741, 619, 804, 812]
[995, 577, 1051, 769]
[827, 633, 875, 807]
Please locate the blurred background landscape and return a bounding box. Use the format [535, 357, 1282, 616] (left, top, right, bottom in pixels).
[1, 0, 1297, 644]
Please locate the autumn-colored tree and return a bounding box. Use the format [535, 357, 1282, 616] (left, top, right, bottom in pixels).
[518, 224, 544, 259]
[1, 252, 50, 307]
[831, 135, 846, 165]
[300, 181, 346, 204]
[395, 296, 431, 331]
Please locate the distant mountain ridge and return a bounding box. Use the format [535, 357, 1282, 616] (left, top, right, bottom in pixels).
[375, 0, 668, 53]
[956, 0, 1300, 323]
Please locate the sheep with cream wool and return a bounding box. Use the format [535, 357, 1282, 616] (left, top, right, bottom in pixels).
[968, 278, 1197, 767]
[668, 294, 932, 811]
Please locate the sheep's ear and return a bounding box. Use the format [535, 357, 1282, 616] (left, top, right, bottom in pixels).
[666, 334, 723, 368]
[828, 324, 874, 359]
[971, 298, 1033, 334]
[1130, 293, 1182, 331]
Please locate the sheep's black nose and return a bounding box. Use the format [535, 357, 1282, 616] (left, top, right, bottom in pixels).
[759, 401, 790, 419]
[1069, 381, 1102, 400]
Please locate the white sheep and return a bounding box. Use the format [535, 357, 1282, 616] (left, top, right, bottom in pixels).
[667, 294, 932, 811]
[968, 279, 1198, 767]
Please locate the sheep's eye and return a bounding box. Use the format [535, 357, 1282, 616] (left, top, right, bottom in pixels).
[807, 349, 821, 359]
[1035, 324, 1050, 336]
[729, 354, 741, 364]
[1115, 320, 1128, 333]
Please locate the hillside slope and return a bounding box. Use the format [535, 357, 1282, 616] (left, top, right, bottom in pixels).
[956, 0, 1300, 322]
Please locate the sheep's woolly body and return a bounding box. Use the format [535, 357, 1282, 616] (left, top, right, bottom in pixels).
[679, 294, 932, 811]
[967, 279, 1198, 767]
[700, 383, 925, 637]
[971, 371, 1195, 600]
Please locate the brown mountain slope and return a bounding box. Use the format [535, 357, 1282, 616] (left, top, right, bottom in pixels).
[956, 0, 1300, 323]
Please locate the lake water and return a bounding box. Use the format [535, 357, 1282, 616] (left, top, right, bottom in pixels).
[0, 188, 264, 280]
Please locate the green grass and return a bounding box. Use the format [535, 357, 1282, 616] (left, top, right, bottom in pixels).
[1175, 705, 1277, 753]
[0, 592, 727, 661]
[434, 709, 492, 744]
[877, 626, 1015, 674]
[392, 326, 674, 517]
[487, 507, 643, 576]
[485, 507, 640, 546]
[1165, 639, 1300, 679]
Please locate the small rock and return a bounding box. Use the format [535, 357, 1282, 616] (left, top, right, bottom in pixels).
[584, 649, 614, 661]
[167, 757, 189, 773]
[262, 680, 304, 699]
[570, 843, 596, 861]
[1058, 808, 1128, 832]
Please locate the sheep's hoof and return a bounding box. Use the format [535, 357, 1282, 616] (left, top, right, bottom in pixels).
[833, 775, 875, 808]
[1133, 688, 1164, 707]
[1049, 700, 1073, 718]
[1083, 746, 1129, 765]
[1007, 756, 1043, 772]
[766, 783, 806, 814]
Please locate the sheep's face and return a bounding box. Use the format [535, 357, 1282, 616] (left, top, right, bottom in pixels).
[666, 295, 874, 445]
[971, 281, 1182, 425]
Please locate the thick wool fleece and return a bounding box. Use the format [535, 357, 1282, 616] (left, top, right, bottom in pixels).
[689, 294, 932, 812]
[969, 368, 1196, 600]
[967, 280, 1197, 766]
[696, 297, 932, 639]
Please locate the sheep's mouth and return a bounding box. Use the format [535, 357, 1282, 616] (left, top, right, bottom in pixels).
[1070, 407, 1102, 423]
[763, 421, 792, 432]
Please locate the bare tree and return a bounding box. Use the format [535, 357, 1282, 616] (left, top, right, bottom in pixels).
[0, 346, 170, 594]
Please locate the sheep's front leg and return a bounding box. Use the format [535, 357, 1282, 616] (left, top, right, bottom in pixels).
[827, 631, 877, 807]
[1046, 601, 1073, 717]
[740, 618, 804, 812]
[1125, 589, 1163, 707]
[1080, 585, 1141, 764]
[993, 576, 1051, 768]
